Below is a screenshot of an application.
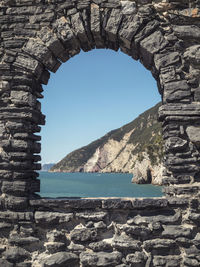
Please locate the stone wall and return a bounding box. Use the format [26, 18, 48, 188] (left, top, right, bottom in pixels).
[1, 197, 200, 266]
[0, 0, 200, 266]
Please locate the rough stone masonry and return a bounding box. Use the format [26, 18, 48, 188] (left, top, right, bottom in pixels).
[0, 0, 200, 266]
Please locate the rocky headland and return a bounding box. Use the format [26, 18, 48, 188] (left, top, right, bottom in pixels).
[50, 103, 163, 185]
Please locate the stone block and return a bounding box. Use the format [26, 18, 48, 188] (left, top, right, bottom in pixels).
[42, 252, 79, 267]
[0, 259, 13, 267]
[119, 15, 142, 50]
[53, 17, 80, 50]
[165, 137, 188, 152]
[14, 55, 43, 79]
[126, 252, 147, 267]
[132, 198, 168, 209]
[2, 181, 28, 194]
[112, 234, 141, 251]
[11, 91, 36, 107]
[75, 211, 107, 221]
[140, 30, 168, 69]
[44, 242, 66, 254]
[153, 256, 181, 267]
[71, 227, 98, 243]
[71, 12, 91, 51]
[105, 8, 123, 42]
[35, 211, 73, 225]
[90, 4, 105, 48]
[80, 251, 122, 267]
[121, 1, 137, 15]
[173, 25, 200, 39]
[102, 199, 132, 209]
[89, 241, 112, 252]
[162, 225, 193, 238]
[3, 247, 30, 263]
[154, 52, 180, 70]
[163, 80, 191, 103]
[24, 38, 61, 72]
[186, 126, 200, 145]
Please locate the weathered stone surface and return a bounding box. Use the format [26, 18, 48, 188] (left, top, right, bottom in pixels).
[126, 252, 147, 267]
[80, 251, 122, 267]
[144, 238, 177, 251]
[75, 211, 107, 221]
[105, 8, 122, 42]
[112, 234, 142, 251]
[173, 25, 200, 39]
[127, 210, 181, 225]
[44, 242, 66, 254]
[163, 80, 191, 103]
[70, 227, 98, 242]
[153, 256, 182, 267]
[140, 31, 168, 69]
[3, 247, 30, 263]
[154, 52, 180, 70]
[14, 55, 43, 79]
[186, 126, 200, 145]
[162, 225, 193, 238]
[35, 211, 73, 224]
[165, 137, 188, 152]
[0, 259, 13, 267]
[89, 241, 112, 252]
[42, 252, 79, 267]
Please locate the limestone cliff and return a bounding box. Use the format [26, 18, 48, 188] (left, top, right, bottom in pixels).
[50, 103, 163, 185]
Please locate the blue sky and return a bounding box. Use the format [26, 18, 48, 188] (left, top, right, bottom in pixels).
[41, 49, 161, 164]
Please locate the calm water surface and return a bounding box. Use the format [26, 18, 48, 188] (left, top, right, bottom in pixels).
[39, 172, 163, 198]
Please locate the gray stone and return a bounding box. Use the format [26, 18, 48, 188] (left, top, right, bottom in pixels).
[126, 252, 148, 267]
[89, 241, 112, 252]
[140, 30, 168, 69]
[71, 12, 91, 51]
[35, 211, 73, 224]
[122, 225, 151, 238]
[90, 4, 104, 48]
[144, 238, 177, 251]
[112, 234, 141, 251]
[11, 91, 36, 107]
[186, 126, 200, 145]
[45, 242, 66, 254]
[163, 80, 191, 103]
[75, 211, 107, 221]
[3, 247, 30, 263]
[153, 256, 181, 267]
[105, 8, 123, 42]
[165, 137, 188, 152]
[0, 259, 13, 267]
[43, 252, 79, 267]
[154, 52, 180, 70]
[119, 15, 142, 49]
[14, 55, 43, 79]
[23, 38, 61, 72]
[184, 45, 200, 66]
[80, 251, 122, 267]
[127, 210, 181, 225]
[162, 225, 193, 238]
[70, 228, 97, 242]
[121, 1, 137, 15]
[173, 25, 200, 39]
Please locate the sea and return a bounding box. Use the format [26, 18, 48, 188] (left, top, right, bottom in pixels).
[39, 172, 163, 198]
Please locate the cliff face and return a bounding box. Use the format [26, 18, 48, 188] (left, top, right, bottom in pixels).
[50, 103, 163, 185]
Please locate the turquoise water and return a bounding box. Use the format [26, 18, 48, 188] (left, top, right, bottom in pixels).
[39, 172, 163, 198]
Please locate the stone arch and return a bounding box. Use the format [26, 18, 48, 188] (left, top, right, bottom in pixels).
[3, 0, 199, 200]
[1, 1, 200, 265]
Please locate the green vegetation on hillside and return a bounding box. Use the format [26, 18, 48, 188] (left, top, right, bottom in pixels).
[50, 102, 163, 171]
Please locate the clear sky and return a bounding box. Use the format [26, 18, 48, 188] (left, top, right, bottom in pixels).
[40, 49, 161, 164]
